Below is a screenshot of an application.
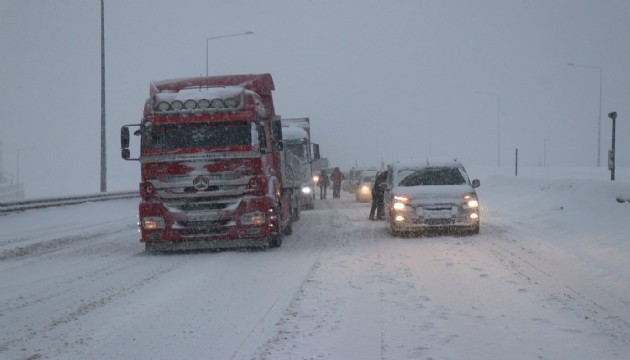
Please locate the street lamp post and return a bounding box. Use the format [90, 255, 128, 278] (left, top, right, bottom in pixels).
[475, 91, 501, 168]
[568, 62, 603, 167]
[608, 112, 617, 181]
[16, 147, 35, 198]
[205, 31, 254, 77]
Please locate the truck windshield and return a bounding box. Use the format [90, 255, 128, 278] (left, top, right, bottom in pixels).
[285, 143, 306, 159]
[142, 121, 258, 151]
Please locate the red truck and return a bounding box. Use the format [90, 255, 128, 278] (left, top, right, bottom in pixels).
[121, 74, 297, 251]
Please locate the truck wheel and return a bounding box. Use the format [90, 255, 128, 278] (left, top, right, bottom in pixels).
[293, 203, 301, 221]
[269, 207, 283, 248]
[269, 231, 283, 248]
[284, 212, 293, 236]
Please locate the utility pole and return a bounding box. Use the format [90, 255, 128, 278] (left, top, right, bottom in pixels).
[100, 0, 107, 192]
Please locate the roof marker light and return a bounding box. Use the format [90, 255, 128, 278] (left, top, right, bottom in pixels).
[171, 100, 184, 110]
[210, 99, 225, 108]
[224, 97, 239, 108]
[184, 99, 197, 109]
[156, 101, 171, 111]
[197, 99, 211, 109]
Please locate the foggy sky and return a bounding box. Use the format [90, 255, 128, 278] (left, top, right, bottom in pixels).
[1, 0, 629, 198]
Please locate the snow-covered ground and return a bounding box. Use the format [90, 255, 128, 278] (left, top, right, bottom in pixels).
[0, 167, 629, 360]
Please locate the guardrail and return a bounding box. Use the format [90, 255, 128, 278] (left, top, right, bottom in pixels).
[0, 191, 139, 214]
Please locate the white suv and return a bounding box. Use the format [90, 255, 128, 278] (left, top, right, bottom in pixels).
[383, 160, 480, 236]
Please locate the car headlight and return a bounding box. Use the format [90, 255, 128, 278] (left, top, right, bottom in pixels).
[393, 195, 409, 211]
[464, 193, 479, 208]
[393, 202, 406, 210]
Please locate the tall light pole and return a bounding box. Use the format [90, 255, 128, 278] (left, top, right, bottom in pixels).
[475, 91, 501, 167]
[608, 112, 617, 181]
[568, 62, 603, 167]
[206, 31, 254, 77]
[16, 147, 35, 198]
[100, 0, 106, 192]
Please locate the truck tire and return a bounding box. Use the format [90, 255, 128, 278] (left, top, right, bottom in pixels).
[293, 204, 301, 221]
[284, 211, 293, 236]
[269, 206, 283, 248]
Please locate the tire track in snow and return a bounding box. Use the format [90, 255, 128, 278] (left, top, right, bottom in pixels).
[0, 258, 186, 358]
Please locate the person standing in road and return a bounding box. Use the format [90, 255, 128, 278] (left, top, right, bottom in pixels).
[369, 171, 387, 220]
[319, 169, 329, 199]
[330, 167, 344, 199]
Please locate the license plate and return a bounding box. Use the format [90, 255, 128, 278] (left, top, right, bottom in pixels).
[424, 209, 454, 219]
[188, 213, 218, 222]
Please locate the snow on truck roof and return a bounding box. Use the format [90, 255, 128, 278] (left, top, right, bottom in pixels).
[146, 74, 275, 117]
[154, 86, 250, 103]
[281, 126, 309, 141]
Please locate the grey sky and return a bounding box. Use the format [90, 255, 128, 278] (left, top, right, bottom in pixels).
[1, 0, 629, 198]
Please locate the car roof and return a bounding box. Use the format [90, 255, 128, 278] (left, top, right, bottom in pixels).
[388, 159, 463, 171]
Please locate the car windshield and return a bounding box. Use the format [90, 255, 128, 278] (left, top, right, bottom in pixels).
[142, 121, 258, 151]
[398, 167, 466, 186]
[361, 176, 376, 183]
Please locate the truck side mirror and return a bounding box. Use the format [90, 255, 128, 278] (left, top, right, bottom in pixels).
[472, 179, 480, 188]
[121, 126, 130, 149]
[312, 143, 320, 160]
[120, 124, 141, 161]
[274, 140, 284, 152]
[271, 117, 283, 141]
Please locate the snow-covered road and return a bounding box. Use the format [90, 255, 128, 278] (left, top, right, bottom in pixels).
[1, 168, 629, 360]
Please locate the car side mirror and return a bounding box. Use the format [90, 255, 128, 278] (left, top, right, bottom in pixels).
[472, 179, 480, 188]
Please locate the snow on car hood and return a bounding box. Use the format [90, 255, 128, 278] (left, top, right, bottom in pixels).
[393, 184, 474, 203]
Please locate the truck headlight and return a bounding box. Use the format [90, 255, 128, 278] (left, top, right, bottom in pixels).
[301, 186, 312, 194]
[242, 211, 266, 225]
[142, 217, 165, 230]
